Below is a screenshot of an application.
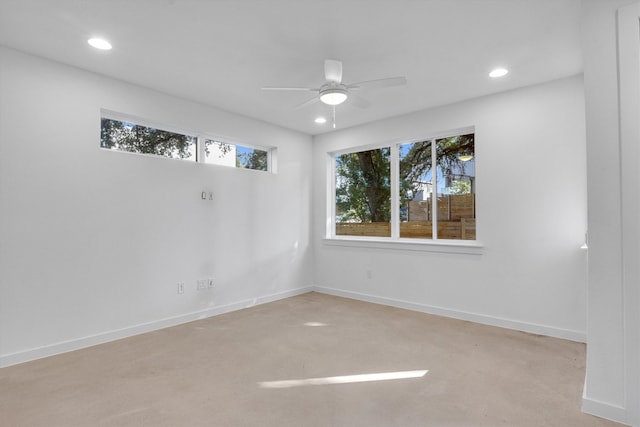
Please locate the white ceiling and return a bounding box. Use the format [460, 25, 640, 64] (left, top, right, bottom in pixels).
[0, 0, 582, 136]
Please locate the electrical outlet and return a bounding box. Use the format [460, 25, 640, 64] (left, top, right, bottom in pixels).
[177, 282, 185, 294]
[197, 279, 207, 290]
[208, 277, 215, 288]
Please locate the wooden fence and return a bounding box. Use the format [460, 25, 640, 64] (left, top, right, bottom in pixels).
[336, 219, 476, 240]
[336, 193, 476, 240]
[408, 193, 475, 221]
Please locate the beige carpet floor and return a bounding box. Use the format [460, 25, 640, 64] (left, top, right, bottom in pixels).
[0, 292, 624, 427]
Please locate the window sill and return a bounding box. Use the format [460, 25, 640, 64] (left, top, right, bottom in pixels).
[323, 237, 484, 255]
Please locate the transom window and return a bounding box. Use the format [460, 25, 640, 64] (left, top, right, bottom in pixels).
[101, 117, 197, 161]
[203, 139, 269, 171]
[100, 111, 274, 172]
[331, 131, 475, 241]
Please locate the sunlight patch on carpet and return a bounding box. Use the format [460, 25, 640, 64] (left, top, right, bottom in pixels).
[258, 369, 428, 389]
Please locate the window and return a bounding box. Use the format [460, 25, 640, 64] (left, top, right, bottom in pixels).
[335, 147, 391, 237]
[203, 139, 269, 171]
[332, 131, 475, 242]
[101, 117, 197, 161]
[100, 111, 274, 172]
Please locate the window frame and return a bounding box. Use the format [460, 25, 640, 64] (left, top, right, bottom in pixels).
[200, 136, 275, 173]
[326, 127, 482, 254]
[100, 110, 199, 162]
[100, 109, 276, 173]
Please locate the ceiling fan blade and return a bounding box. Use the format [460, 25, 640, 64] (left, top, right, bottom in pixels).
[348, 93, 372, 108]
[324, 59, 343, 83]
[261, 86, 317, 91]
[347, 76, 407, 90]
[294, 96, 320, 109]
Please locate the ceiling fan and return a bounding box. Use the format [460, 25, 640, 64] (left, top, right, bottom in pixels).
[262, 59, 406, 126]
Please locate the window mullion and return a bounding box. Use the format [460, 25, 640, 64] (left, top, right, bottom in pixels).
[390, 144, 400, 239]
[431, 138, 438, 240]
[327, 153, 337, 239]
[197, 136, 205, 163]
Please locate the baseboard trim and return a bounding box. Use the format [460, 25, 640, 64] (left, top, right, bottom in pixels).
[0, 286, 313, 368]
[582, 396, 628, 425]
[313, 286, 587, 343]
[1, 285, 587, 368]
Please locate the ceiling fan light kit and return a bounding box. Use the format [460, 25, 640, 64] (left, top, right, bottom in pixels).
[319, 86, 348, 105]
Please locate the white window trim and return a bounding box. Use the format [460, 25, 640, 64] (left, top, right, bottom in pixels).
[326, 126, 481, 253]
[323, 236, 483, 255]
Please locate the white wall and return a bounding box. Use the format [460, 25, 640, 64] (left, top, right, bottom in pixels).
[1, 12, 634, 422]
[0, 46, 313, 367]
[582, 0, 640, 425]
[312, 75, 588, 342]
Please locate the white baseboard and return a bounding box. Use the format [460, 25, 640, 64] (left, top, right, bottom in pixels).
[582, 396, 629, 426]
[1, 285, 587, 368]
[313, 286, 587, 343]
[0, 286, 313, 368]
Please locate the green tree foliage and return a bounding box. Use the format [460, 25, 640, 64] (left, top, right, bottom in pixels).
[336, 134, 474, 223]
[101, 118, 196, 160]
[449, 180, 471, 195]
[336, 148, 391, 222]
[399, 134, 474, 190]
[205, 140, 265, 170]
[237, 149, 268, 171]
[205, 139, 233, 160]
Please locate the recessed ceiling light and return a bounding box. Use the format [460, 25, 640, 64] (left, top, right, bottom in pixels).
[489, 68, 509, 78]
[88, 38, 112, 50]
[314, 117, 327, 124]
